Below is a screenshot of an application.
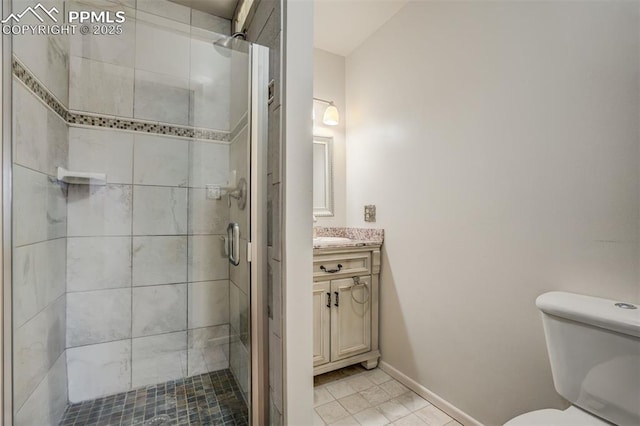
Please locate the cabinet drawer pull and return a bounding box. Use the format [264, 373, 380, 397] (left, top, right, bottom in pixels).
[334, 291, 339, 307]
[326, 292, 331, 308]
[320, 264, 343, 273]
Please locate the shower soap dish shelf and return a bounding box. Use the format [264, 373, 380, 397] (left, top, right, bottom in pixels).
[57, 167, 107, 185]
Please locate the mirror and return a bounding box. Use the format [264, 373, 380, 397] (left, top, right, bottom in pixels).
[313, 135, 334, 217]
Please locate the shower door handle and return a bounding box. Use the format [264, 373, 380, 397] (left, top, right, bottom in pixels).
[227, 223, 240, 266]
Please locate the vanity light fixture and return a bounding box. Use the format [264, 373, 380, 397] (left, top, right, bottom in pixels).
[313, 97, 340, 126]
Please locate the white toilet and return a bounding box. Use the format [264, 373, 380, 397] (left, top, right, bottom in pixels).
[505, 291, 640, 426]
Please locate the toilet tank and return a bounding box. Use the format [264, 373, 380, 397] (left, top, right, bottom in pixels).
[536, 292, 640, 426]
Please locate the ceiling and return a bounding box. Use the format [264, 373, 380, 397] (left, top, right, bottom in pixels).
[314, 0, 408, 57]
[168, 0, 407, 55]
[169, 0, 238, 19]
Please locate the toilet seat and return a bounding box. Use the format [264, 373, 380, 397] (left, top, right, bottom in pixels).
[504, 406, 610, 426]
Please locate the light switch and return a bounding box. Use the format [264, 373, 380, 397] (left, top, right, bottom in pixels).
[364, 205, 376, 222]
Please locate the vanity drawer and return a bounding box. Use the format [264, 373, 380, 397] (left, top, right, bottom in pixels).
[313, 253, 371, 279]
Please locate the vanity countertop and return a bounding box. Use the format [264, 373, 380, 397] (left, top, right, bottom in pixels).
[313, 227, 384, 250]
[313, 238, 382, 250]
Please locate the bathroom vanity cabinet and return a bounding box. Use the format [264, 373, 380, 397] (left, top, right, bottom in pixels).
[312, 244, 381, 375]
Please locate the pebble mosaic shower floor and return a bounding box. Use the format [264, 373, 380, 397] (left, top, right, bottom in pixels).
[59, 370, 248, 426]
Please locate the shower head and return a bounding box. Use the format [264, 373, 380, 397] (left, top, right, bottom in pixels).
[213, 32, 247, 56]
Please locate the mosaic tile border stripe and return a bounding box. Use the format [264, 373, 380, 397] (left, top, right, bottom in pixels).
[13, 58, 69, 121]
[12, 57, 231, 142]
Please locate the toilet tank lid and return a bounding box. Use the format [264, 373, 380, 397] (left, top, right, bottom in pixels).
[536, 292, 640, 338]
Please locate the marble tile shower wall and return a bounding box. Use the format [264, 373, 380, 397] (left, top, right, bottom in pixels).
[65, 128, 233, 403]
[63, 0, 235, 405]
[12, 83, 69, 425]
[11, 1, 70, 425]
[68, 0, 232, 132]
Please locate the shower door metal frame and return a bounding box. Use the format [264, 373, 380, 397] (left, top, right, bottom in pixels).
[249, 43, 269, 426]
[1, 0, 13, 422]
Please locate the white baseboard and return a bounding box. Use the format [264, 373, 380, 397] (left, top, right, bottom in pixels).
[379, 361, 484, 426]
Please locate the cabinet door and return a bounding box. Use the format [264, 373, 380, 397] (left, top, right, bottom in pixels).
[313, 281, 332, 366]
[331, 276, 371, 361]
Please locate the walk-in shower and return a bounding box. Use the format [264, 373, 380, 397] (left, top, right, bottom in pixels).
[1, 0, 268, 424]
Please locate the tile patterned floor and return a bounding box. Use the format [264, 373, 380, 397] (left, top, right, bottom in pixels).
[59, 369, 248, 426]
[314, 365, 462, 426]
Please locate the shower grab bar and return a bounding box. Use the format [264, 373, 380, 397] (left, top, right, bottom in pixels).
[227, 223, 240, 266]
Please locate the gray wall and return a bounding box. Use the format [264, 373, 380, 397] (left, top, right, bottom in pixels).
[345, 2, 640, 425]
[313, 48, 346, 227]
